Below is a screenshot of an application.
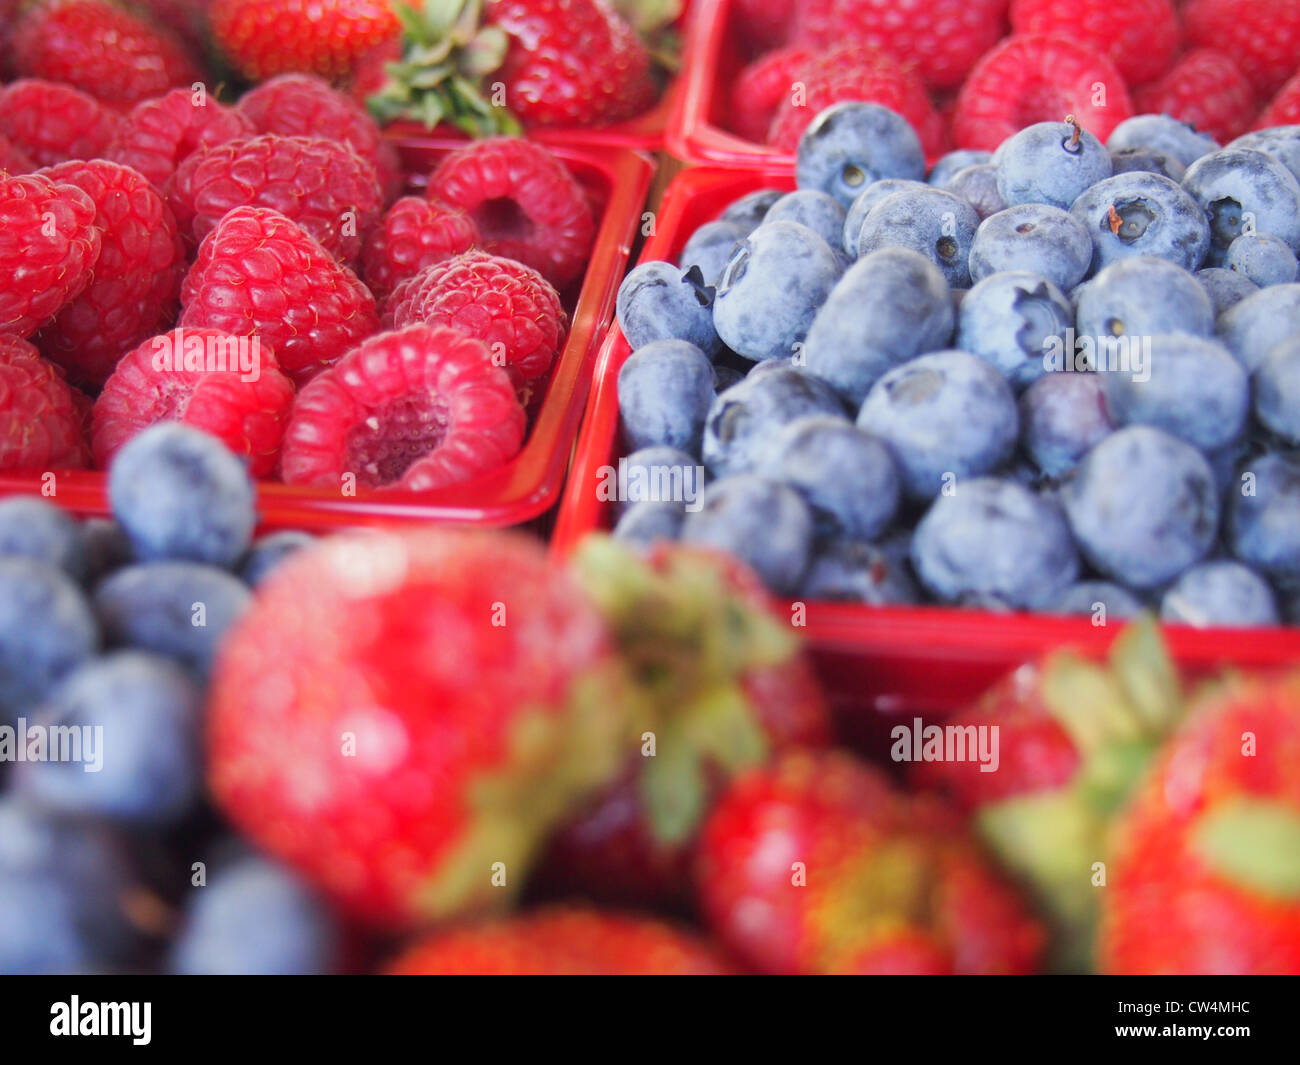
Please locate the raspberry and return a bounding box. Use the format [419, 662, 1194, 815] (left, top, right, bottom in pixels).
[1184, 0, 1300, 98]
[0, 135, 34, 175]
[237, 74, 403, 203]
[168, 133, 383, 263]
[34, 159, 187, 390]
[0, 335, 90, 471]
[731, 0, 798, 52]
[1135, 49, 1257, 143]
[386, 250, 566, 404]
[1258, 71, 1300, 128]
[360, 196, 479, 304]
[106, 88, 255, 190]
[1009, 0, 1178, 88]
[728, 46, 815, 144]
[0, 171, 101, 338]
[279, 324, 526, 492]
[0, 80, 123, 168]
[180, 206, 380, 387]
[952, 34, 1135, 151]
[92, 327, 296, 477]
[767, 44, 947, 158]
[425, 138, 594, 290]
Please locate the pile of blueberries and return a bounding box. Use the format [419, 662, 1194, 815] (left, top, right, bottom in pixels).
[615, 103, 1300, 627]
[0, 424, 338, 974]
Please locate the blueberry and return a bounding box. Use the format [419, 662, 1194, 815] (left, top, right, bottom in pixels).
[803, 248, 954, 406]
[1099, 332, 1248, 451]
[928, 149, 993, 187]
[1108, 146, 1186, 182]
[756, 414, 900, 540]
[842, 178, 929, 253]
[1227, 451, 1300, 582]
[0, 497, 88, 580]
[799, 538, 919, 604]
[1069, 171, 1210, 272]
[109, 424, 256, 569]
[712, 364, 746, 392]
[1050, 580, 1144, 620]
[857, 350, 1019, 502]
[1062, 426, 1219, 589]
[616, 260, 721, 354]
[941, 163, 1007, 220]
[1225, 231, 1298, 286]
[795, 102, 926, 207]
[169, 856, 339, 975]
[1227, 127, 1300, 186]
[239, 530, 314, 587]
[0, 560, 97, 726]
[680, 475, 814, 594]
[1254, 335, 1300, 445]
[957, 271, 1074, 390]
[995, 120, 1112, 210]
[1216, 282, 1300, 371]
[969, 203, 1093, 291]
[1078, 258, 1215, 349]
[1182, 147, 1300, 257]
[1107, 115, 1219, 167]
[94, 561, 251, 679]
[15, 652, 202, 824]
[855, 187, 979, 287]
[81, 519, 133, 583]
[612, 499, 686, 548]
[911, 478, 1079, 608]
[763, 189, 848, 249]
[1196, 266, 1258, 315]
[612, 446, 703, 513]
[1019, 372, 1115, 478]
[678, 220, 745, 286]
[702, 365, 845, 477]
[617, 339, 715, 454]
[719, 188, 785, 234]
[1160, 560, 1279, 627]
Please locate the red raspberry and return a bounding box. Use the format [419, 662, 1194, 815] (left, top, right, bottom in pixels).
[237, 74, 403, 203]
[0, 171, 101, 339]
[279, 324, 526, 492]
[1134, 49, 1257, 143]
[168, 133, 383, 263]
[11, 0, 203, 108]
[385, 250, 566, 404]
[952, 34, 1135, 151]
[34, 159, 186, 389]
[1184, 0, 1300, 98]
[360, 196, 479, 304]
[796, 0, 1010, 91]
[0, 135, 34, 175]
[728, 46, 815, 144]
[0, 335, 90, 470]
[1009, 0, 1179, 88]
[179, 206, 380, 387]
[106, 88, 255, 190]
[732, 0, 798, 52]
[0, 79, 123, 168]
[1257, 71, 1300, 128]
[767, 43, 948, 158]
[92, 326, 296, 477]
[425, 138, 594, 290]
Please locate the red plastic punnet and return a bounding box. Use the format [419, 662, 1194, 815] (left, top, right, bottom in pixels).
[552, 165, 1300, 726]
[0, 138, 655, 531]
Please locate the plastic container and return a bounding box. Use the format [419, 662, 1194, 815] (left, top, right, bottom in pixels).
[552, 165, 1300, 726]
[0, 139, 655, 531]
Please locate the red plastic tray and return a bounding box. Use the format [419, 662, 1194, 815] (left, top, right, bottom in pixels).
[552, 165, 1300, 727]
[0, 139, 655, 531]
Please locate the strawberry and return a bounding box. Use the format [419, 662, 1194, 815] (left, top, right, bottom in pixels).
[1257, 71, 1300, 129]
[361, 196, 480, 304]
[1009, 0, 1179, 89]
[1133, 49, 1256, 143]
[208, 527, 634, 929]
[1184, 0, 1300, 99]
[210, 0, 401, 81]
[0, 335, 91, 471]
[1101, 670, 1300, 974]
[697, 750, 1044, 974]
[727, 45, 814, 144]
[386, 907, 734, 974]
[106, 88, 256, 191]
[0, 80, 123, 169]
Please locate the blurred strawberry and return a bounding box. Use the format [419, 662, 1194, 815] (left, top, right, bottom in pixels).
[1133, 49, 1256, 143]
[728, 45, 814, 144]
[1256, 70, 1300, 129]
[210, 0, 400, 81]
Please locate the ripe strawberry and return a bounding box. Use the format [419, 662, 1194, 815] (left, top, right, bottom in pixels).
[11, 0, 203, 108]
[0, 80, 123, 168]
[1133, 48, 1256, 143]
[796, 0, 1010, 91]
[766, 43, 947, 158]
[92, 327, 296, 476]
[361, 197, 479, 304]
[1102, 670, 1300, 974]
[385, 251, 564, 405]
[167, 133, 383, 263]
[107, 88, 256, 190]
[425, 138, 594, 289]
[179, 206, 380, 387]
[279, 323, 526, 492]
[731, 0, 797, 52]
[208, 527, 632, 927]
[1009, 0, 1179, 88]
[386, 907, 734, 974]
[1184, 0, 1300, 98]
[697, 750, 1044, 974]
[0, 335, 91, 471]
[728, 45, 815, 144]
[953, 34, 1135, 151]
[0, 135, 34, 175]
[0, 171, 101, 338]
[210, 0, 401, 81]
[1257, 71, 1300, 128]
[532, 538, 831, 909]
[33, 159, 186, 390]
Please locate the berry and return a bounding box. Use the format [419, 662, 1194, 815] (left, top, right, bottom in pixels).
[617, 260, 721, 356]
[842, 178, 928, 252]
[1133, 51, 1257, 144]
[0, 134, 33, 175]
[211, 0, 400, 81]
[1009, 0, 1178, 87]
[1069, 171, 1210, 272]
[994, 119, 1113, 210]
[1076, 256, 1214, 340]
[611, 446, 702, 515]
[0, 336, 91, 471]
[0, 496, 88, 579]
[1018, 372, 1114, 477]
[1225, 231, 1299, 286]
[677, 220, 745, 287]
[425, 138, 594, 289]
[1257, 73, 1300, 128]
[969, 203, 1093, 291]
[763, 190, 847, 250]
[1109, 145, 1186, 181]
[942, 163, 1008, 220]
[795, 102, 927, 207]
[929, 149, 993, 186]
[611, 499, 685, 547]
[957, 271, 1074, 392]
[106, 88, 256, 190]
[1255, 336, 1300, 445]
[718, 188, 785, 234]
[1217, 283, 1300, 372]
[279, 324, 526, 492]
[1182, 148, 1300, 258]
[0, 79, 122, 168]
[1184, 0, 1300, 98]
[617, 340, 715, 455]
[1226, 451, 1300, 583]
[1229, 128, 1300, 186]
[1160, 560, 1280, 627]
[728, 46, 815, 144]
[855, 187, 979, 287]
[732, 0, 798, 52]
[360, 196, 478, 304]
[1197, 266, 1258, 314]
[799, 538, 920, 604]
[1107, 113, 1220, 168]
[238, 530, 314, 587]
